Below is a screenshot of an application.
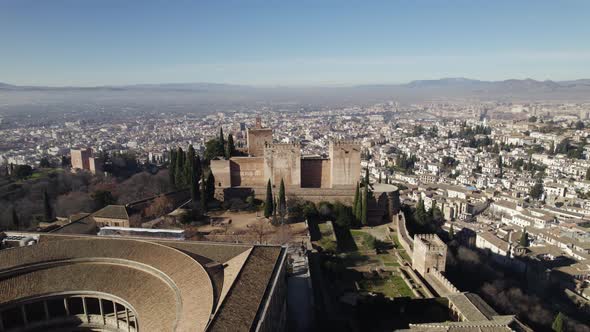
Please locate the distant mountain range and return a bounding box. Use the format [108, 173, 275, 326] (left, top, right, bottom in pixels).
[1, 78, 590, 107]
[2, 78, 590, 92]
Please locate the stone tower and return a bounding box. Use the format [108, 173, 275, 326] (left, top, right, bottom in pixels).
[329, 141, 361, 188]
[246, 117, 273, 157]
[264, 143, 301, 187]
[412, 234, 448, 276]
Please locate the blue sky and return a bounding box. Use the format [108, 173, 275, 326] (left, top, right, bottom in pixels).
[1, 0, 589, 86]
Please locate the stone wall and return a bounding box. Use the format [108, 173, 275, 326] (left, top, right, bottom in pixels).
[219, 186, 354, 205]
[329, 141, 361, 188]
[264, 143, 301, 187]
[229, 157, 266, 187]
[300, 158, 331, 188]
[210, 160, 232, 188]
[395, 213, 414, 254]
[427, 269, 460, 295]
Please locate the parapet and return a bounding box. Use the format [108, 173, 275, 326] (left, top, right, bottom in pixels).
[329, 140, 362, 147]
[264, 142, 301, 150]
[414, 234, 447, 250]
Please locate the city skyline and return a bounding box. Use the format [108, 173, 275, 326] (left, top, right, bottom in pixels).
[1, 0, 590, 86]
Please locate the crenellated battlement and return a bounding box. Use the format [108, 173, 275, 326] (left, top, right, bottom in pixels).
[329, 140, 362, 147]
[415, 233, 446, 249]
[264, 142, 301, 150]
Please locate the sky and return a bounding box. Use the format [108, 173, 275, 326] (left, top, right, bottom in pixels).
[1, 0, 590, 86]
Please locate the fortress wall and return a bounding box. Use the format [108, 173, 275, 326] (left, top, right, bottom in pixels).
[395, 213, 414, 254]
[220, 186, 354, 205]
[300, 159, 331, 188]
[428, 269, 460, 295]
[264, 144, 301, 187]
[329, 141, 361, 188]
[229, 157, 265, 187]
[247, 128, 273, 157]
[210, 160, 232, 188]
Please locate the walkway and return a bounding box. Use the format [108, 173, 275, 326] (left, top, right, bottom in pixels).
[287, 244, 314, 331]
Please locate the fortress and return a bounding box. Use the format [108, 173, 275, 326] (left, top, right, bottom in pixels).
[210, 119, 362, 203]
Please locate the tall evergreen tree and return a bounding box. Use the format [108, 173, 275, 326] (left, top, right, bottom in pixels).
[385, 174, 389, 184]
[355, 184, 363, 223]
[364, 167, 370, 185]
[190, 154, 200, 204]
[199, 174, 207, 213]
[529, 181, 544, 200]
[519, 229, 529, 247]
[195, 155, 202, 183]
[43, 190, 53, 221]
[414, 198, 428, 228]
[278, 178, 287, 224]
[272, 197, 279, 225]
[185, 145, 196, 184]
[361, 185, 368, 226]
[225, 134, 235, 159]
[378, 173, 382, 183]
[175, 147, 185, 187]
[206, 171, 216, 201]
[264, 179, 273, 218]
[218, 127, 226, 157]
[449, 224, 455, 239]
[169, 149, 177, 186]
[586, 167, 590, 181]
[11, 207, 19, 229]
[352, 182, 360, 221]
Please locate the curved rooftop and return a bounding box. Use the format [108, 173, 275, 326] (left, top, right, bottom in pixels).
[0, 234, 285, 332]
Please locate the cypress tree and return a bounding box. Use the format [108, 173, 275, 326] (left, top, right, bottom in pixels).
[385, 174, 389, 184]
[169, 149, 177, 186]
[273, 197, 279, 225]
[355, 184, 363, 223]
[199, 174, 207, 213]
[218, 127, 226, 157]
[278, 178, 287, 224]
[11, 207, 19, 229]
[175, 147, 185, 187]
[449, 224, 455, 239]
[352, 182, 360, 220]
[519, 229, 529, 247]
[264, 179, 273, 218]
[225, 134, 235, 159]
[378, 173, 382, 183]
[361, 185, 368, 226]
[414, 198, 427, 227]
[195, 155, 202, 183]
[206, 171, 216, 201]
[364, 167, 370, 185]
[43, 190, 53, 221]
[190, 155, 199, 204]
[185, 145, 196, 184]
[586, 167, 590, 181]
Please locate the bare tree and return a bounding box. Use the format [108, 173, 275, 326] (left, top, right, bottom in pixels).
[248, 219, 271, 244]
[144, 196, 174, 218]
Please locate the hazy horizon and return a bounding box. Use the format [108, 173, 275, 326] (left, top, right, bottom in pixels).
[2, 76, 590, 89]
